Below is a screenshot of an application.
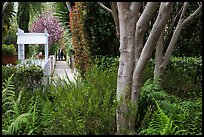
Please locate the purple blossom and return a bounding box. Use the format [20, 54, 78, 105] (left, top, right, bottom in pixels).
[30, 13, 63, 46]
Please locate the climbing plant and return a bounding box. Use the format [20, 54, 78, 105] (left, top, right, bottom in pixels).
[69, 2, 91, 76]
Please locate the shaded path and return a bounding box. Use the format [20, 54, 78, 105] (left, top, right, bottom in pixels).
[52, 61, 76, 82]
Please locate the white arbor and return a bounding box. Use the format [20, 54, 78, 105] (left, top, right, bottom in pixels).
[16, 28, 55, 84]
[16, 28, 49, 61]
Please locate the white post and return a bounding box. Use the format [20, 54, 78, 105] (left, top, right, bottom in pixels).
[18, 44, 25, 60]
[44, 28, 49, 60]
[17, 28, 25, 61]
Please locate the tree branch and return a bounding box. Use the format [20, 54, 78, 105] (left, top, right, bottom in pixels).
[134, 2, 159, 64]
[134, 2, 172, 79]
[162, 2, 202, 72]
[65, 2, 72, 12]
[163, 4, 183, 48]
[111, 2, 119, 38]
[179, 2, 189, 21]
[97, 2, 112, 13]
[182, 4, 202, 25]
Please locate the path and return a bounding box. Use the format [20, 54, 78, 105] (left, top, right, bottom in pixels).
[52, 61, 76, 82]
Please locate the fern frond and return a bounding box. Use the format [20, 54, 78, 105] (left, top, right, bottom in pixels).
[139, 128, 157, 135]
[139, 98, 178, 135]
[2, 129, 11, 135]
[7, 112, 32, 134]
[148, 91, 168, 100]
[4, 109, 16, 116]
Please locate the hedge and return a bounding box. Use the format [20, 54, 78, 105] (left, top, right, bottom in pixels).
[2, 64, 44, 93]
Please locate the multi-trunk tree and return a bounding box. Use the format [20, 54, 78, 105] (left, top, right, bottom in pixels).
[67, 2, 202, 134]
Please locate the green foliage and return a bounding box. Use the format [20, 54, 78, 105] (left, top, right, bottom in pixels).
[139, 98, 177, 135]
[2, 55, 201, 135]
[162, 56, 202, 98]
[54, 2, 70, 27]
[2, 26, 18, 46]
[2, 44, 17, 55]
[2, 64, 44, 93]
[49, 42, 59, 56]
[174, 3, 202, 57]
[17, 2, 30, 32]
[2, 2, 16, 38]
[84, 2, 119, 57]
[136, 79, 202, 135]
[92, 55, 119, 71]
[42, 64, 118, 135]
[2, 75, 37, 135]
[142, 57, 202, 99]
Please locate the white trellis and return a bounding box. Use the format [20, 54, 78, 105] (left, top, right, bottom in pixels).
[16, 28, 49, 60]
[16, 28, 55, 85]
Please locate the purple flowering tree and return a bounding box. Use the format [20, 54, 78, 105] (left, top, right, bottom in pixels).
[30, 12, 63, 47]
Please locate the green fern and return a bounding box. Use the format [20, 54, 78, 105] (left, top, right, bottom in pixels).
[139, 98, 177, 135]
[136, 78, 168, 131]
[7, 112, 32, 134]
[2, 74, 40, 135]
[40, 98, 53, 134]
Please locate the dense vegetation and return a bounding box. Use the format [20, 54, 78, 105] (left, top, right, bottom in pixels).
[2, 56, 202, 135]
[2, 2, 202, 135]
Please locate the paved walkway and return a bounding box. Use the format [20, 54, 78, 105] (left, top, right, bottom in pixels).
[52, 61, 76, 82]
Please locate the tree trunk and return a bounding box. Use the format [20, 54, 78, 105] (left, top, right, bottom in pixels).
[130, 2, 172, 132]
[128, 2, 159, 131]
[116, 2, 172, 134]
[154, 29, 164, 81]
[116, 3, 138, 134]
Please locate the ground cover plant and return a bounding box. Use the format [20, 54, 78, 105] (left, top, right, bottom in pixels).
[2, 56, 201, 135]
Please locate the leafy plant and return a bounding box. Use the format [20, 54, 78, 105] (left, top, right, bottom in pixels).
[142, 56, 202, 99]
[2, 44, 17, 55]
[136, 78, 202, 135]
[53, 2, 70, 27]
[139, 98, 177, 135]
[2, 64, 44, 93]
[85, 2, 119, 57]
[42, 64, 118, 135]
[2, 2, 16, 38]
[2, 74, 36, 135]
[69, 2, 91, 76]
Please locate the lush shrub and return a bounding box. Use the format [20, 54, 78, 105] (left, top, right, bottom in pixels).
[2, 64, 118, 135]
[2, 64, 44, 93]
[84, 2, 119, 57]
[92, 55, 119, 71]
[142, 56, 202, 99]
[2, 44, 17, 55]
[162, 56, 202, 98]
[92, 56, 202, 99]
[2, 74, 51, 135]
[2, 28, 18, 46]
[136, 79, 202, 135]
[42, 64, 118, 135]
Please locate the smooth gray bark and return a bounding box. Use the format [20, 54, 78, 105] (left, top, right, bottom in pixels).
[154, 2, 202, 80]
[116, 2, 172, 134]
